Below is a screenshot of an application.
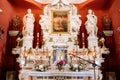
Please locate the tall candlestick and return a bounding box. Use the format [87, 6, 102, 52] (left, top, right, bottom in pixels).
[37, 33, 39, 38]
[82, 33, 85, 48]
[36, 33, 39, 49]
[82, 33, 84, 38]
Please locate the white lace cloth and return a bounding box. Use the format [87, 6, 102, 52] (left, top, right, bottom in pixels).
[19, 69, 95, 80]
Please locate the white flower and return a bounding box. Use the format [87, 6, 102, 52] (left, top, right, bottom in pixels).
[73, 64, 78, 68]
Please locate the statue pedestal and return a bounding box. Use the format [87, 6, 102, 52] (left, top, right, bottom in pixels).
[87, 36, 98, 50]
[22, 36, 34, 50]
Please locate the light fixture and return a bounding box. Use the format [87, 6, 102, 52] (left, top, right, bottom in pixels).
[0, 9, 3, 13]
[117, 26, 120, 32]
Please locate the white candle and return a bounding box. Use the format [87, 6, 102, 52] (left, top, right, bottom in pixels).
[82, 33, 84, 37]
[49, 53, 51, 57]
[37, 33, 39, 37]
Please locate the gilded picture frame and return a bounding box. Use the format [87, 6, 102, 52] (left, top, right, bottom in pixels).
[51, 10, 70, 34]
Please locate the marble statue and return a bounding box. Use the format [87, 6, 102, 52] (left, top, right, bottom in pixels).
[71, 15, 82, 32]
[22, 9, 35, 50]
[39, 6, 50, 32]
[22, 9, 35, 37]
[85, 9, 98, 37]
[39, 15, 50, 31]
[71, 6, 82, 32]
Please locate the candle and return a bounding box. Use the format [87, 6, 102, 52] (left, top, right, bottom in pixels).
[49, 53, 51, 57]
[82, 33, 84, 37]
[37, 33, 39, 37]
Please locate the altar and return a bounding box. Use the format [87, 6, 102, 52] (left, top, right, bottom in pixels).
[12, 0, 110, 80]
[19, 69, 95, 80]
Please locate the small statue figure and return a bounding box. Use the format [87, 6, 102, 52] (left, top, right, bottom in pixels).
[99, 37, 106, 48]
[16, 32, 23, 47]
[85, 9, 98, 37]
[98, 32, 106, 48]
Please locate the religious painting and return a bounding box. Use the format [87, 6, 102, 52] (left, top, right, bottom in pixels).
[51, 10, 70, 34]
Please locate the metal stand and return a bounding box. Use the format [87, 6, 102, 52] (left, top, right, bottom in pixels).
[69, 54, 100, 80]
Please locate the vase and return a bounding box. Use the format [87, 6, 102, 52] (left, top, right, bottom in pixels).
[58, 64, 62, 71]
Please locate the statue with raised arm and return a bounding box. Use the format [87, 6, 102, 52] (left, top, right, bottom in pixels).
[85, 9, 98, 37]
[22, 9, 35, 37]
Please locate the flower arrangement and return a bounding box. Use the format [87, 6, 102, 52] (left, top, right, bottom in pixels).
[69, 63, 84, 72]
[34, 64, 48, 72]
[57, 60, 67, 66]
[57, 60, 67, 71]
[69, 60, 85, 72]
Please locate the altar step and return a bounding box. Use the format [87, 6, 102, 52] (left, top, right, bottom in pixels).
[33, 76, 91, 80]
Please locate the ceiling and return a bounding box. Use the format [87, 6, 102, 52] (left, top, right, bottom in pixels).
[8, 0, 114, 10]
[34, 0, 87, 4]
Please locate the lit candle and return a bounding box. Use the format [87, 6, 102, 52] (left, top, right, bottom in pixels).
[82, 33, 84, 38]
[37, 33, 39, 38]
[49, 53, 51, 57]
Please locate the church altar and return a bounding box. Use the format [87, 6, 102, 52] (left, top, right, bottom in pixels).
[12, 0, 110, 80]
[19, 69, 95, 80]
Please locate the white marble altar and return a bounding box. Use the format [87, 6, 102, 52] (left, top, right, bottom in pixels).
[19, 69, 95, 80]
[11, 1, 110, 80]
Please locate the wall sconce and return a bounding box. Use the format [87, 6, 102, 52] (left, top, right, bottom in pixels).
[0, 26, 4, 40]
[0, 9, 3, 13]
[117, 27, 120, 46]
[117, 26, 120, 32]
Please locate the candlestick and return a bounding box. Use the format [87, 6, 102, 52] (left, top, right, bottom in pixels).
[36, 33, 39, 49]
[82, 36, 85, 48]
[82, 33, 84, 38]
[37, 33, 39, 38]
[93, 46, 96, 58]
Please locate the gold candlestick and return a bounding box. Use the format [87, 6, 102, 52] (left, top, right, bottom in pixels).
[23, 46, 27, 66]
[82, 37, 85, 48]
[36, 33, 39, 49]
[92, 46, 96, 58]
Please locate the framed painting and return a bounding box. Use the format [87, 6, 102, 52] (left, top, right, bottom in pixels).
[51, 10, 70, 34]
